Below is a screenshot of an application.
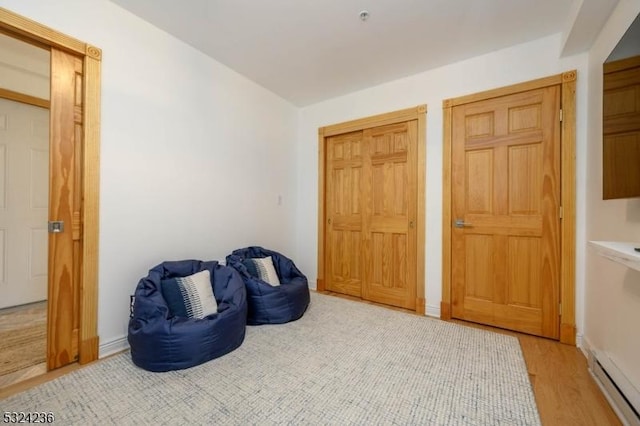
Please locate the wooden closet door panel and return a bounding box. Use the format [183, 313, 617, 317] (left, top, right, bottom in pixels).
[362, 121, 417, 310]
[326, 131, 364, 297]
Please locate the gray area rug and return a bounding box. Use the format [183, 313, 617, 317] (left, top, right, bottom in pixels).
[1, 292, 540, 425]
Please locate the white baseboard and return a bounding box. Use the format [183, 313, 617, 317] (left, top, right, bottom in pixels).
[425, 304, 440, 318]
[99, 335, 129, 358]
[577, 333, 590, 358]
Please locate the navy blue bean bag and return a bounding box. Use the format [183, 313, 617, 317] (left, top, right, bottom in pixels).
[226, 247, 310, 325]
[128, 260, 247, 372]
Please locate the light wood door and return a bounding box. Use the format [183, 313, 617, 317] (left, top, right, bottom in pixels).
[451, 86, 561, 339]
[47, 48, 83, 369]
[603, 56, 640, 199]
[325, 119, 418, 310]
[0, 98, 49, 309]
[326, 131, 364, 297]
[362, 121, 417, 310]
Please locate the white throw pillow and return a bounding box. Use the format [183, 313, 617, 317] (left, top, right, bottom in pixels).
[253, 256, 281, 286]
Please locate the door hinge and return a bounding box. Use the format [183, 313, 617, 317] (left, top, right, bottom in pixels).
[559, 303, 562, 316]
[560, 109, 564, 122]
[559, 206, 563, 219]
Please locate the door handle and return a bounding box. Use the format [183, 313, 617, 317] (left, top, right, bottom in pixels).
[48, 221, 64, 233]
[454, 219, 472, 228]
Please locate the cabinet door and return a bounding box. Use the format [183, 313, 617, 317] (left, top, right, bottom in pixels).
[603, 57, 640, 199]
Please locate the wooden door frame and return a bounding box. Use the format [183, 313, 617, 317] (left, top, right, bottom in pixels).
[441, 72, 577, 345]
[0, 7, 101, 363]
[317, 105, 427, 314]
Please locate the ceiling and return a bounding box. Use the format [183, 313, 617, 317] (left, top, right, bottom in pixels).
[109, 0, 620, 106]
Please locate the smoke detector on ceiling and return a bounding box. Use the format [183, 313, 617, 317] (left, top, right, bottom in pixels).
[359, 10, 370, 22]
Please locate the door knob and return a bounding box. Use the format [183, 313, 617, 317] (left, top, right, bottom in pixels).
[454, 219, 472, 228]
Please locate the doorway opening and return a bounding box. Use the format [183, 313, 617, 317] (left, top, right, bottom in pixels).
[0, 7, 102, 388]
[0, 31, 50, 386]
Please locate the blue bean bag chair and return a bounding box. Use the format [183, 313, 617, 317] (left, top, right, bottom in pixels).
[226, 246, 310, 325]
[128, 259, 247, 372]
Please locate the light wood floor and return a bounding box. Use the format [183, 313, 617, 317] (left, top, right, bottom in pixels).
[450, 319, 621, 426]
[0, 364, 47, 389]
[0, 301, 47, 331]
[0, 301, 48, 389]
[0, 292, 623, 425]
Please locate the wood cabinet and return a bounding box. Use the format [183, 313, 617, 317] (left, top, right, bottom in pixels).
[603, 55, 640, 199]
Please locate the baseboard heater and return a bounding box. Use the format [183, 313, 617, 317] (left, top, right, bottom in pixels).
[589, 350, 640, 426]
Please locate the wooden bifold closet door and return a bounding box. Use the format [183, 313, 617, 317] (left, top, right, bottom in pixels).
[320, 107, 424, 311]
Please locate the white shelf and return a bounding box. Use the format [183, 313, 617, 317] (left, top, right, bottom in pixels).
[589, 241, 640, 272]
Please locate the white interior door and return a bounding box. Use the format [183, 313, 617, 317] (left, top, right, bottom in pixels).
[0, 97, 49, 309]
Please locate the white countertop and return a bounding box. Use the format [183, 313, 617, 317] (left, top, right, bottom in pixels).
[589, 241, 640, 272]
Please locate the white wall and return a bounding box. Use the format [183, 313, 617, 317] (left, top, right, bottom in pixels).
[0, 33, 49, 99]
[296, 34, 590, 323]
[0, 0, 299, 352]
[584, 0, 640, 397]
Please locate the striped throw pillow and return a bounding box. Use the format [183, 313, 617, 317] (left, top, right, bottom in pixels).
[160, 269, 218, 318]
[242, 256, 281, 286]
